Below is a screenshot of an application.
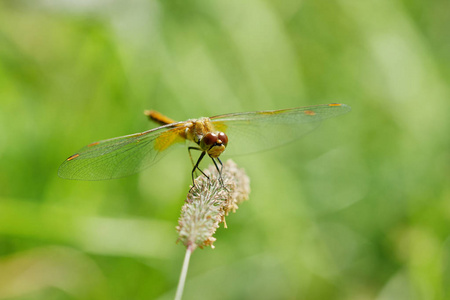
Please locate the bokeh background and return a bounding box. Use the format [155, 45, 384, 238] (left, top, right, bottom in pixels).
[1, 0, 449, 299]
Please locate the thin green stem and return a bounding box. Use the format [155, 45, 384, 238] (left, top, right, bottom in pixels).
[174, 246, 193, 300]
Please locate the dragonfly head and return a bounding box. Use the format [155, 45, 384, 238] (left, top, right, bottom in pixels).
[200, 132, 228, 158]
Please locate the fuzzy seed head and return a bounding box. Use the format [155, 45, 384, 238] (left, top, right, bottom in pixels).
[176, 160, 250, 250]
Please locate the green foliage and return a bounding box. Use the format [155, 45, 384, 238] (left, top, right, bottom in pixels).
[1, 0, 449, 299]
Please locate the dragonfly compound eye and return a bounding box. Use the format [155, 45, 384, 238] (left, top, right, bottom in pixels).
[218, 132, 228, 146]
[201, 132, 218, 148]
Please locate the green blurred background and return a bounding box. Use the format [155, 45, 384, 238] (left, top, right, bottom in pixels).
[1, 0, 449, 299]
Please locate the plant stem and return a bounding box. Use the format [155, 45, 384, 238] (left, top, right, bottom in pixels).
[175, 246, 193, 300]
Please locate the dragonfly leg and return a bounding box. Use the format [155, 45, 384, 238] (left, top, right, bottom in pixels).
[212, 157, 227, 189]
[216, 157, 224, 175]
[188, 146, 202, 172]
[191, 151, 209, 186]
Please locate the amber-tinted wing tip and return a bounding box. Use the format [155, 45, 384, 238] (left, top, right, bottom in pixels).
[329, 103, 351, 112]
[66, 153, 80, 161]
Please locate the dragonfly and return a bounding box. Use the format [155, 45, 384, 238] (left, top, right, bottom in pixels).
[58, 103, 351, 182]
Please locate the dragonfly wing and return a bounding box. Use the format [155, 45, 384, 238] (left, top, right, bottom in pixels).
[58, 123, 187, 180]
[211, 103, 351, 156]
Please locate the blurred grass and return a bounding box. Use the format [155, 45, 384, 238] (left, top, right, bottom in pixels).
[1, 0, 450, 299]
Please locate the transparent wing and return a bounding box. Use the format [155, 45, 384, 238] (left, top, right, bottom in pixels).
[211, 103, 351, 156]
[58, 122, 188, 180]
